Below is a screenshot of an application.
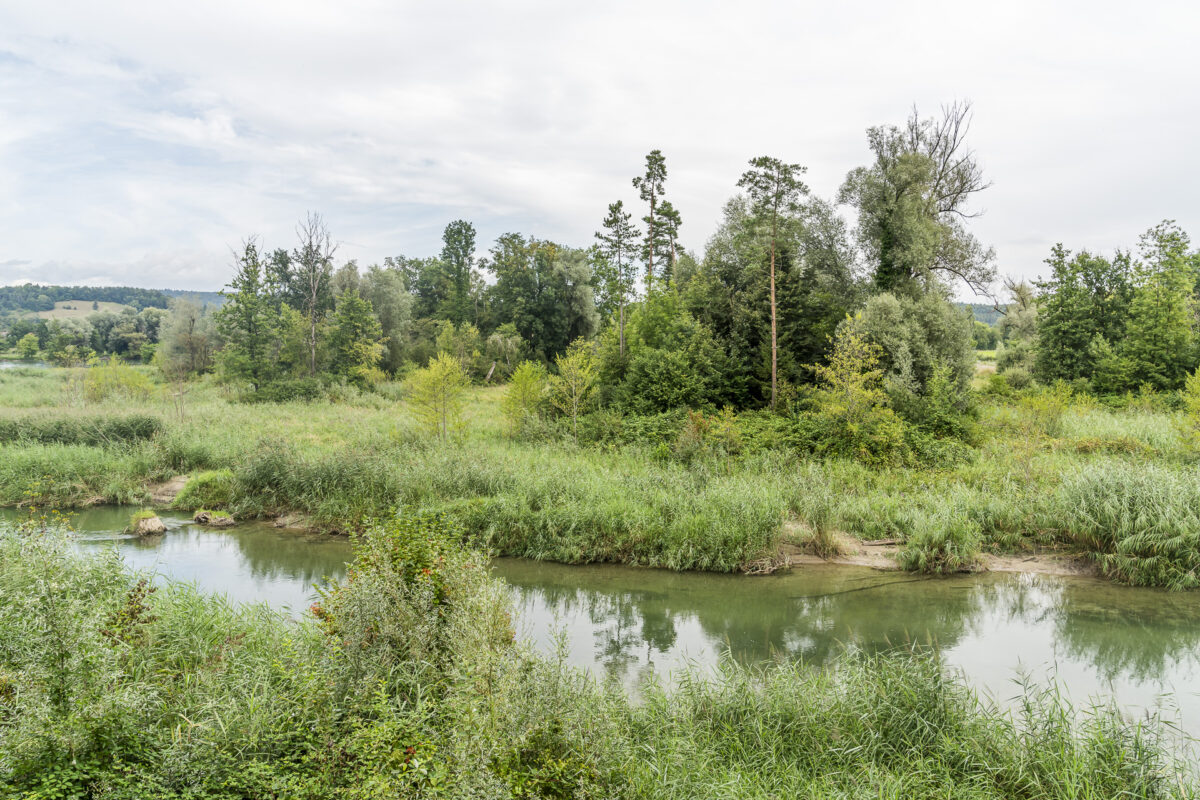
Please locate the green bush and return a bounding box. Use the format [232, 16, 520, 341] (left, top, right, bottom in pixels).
[173, 469, 235, 511]
[239, 377, 325, 403]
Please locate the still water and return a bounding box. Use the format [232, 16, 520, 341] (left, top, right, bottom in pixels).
[15, 506, 1200, 734]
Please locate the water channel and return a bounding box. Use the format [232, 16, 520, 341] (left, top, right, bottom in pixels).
[7, 505, 1200, 738]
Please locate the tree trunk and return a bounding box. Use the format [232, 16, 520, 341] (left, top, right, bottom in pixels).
[769, 230, 778, 411]
[618, 301, 625, 357]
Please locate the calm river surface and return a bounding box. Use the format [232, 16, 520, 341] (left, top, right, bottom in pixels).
[12, 506, 1200, 736]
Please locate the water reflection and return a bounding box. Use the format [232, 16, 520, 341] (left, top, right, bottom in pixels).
[7, 505, 1199, 733]
[493, 559, 1200, 730]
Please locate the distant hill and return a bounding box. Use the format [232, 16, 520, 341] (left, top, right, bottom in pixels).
[32, 300, 131, 319]
[0, 284, 170, 315]
[957, 302, 1004, 326]
[161, 289, 226, 309]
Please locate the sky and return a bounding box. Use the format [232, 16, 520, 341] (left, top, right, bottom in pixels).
[1, 0, 1197, 298]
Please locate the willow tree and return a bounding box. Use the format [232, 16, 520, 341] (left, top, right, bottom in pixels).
[737, 156, 808, 410]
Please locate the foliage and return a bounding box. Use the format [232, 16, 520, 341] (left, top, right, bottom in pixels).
[808, 326, 909, 465]
[16, 332, 39, 359]
[502, 360, 550, 437]
[173, 469, 235, 511]
[0, 527, 1193, 798]
[1034, 246, 1131, 382]
[408, 352, 469, 441]
[328, 289, 386, 387]
[215, 239, 278, 390]
[83, 356, 154, 403]
[549, 339, 598, 442]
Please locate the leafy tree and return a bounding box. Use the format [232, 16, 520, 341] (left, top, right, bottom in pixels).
[839, 102, 994, 295]
[360, 264, 413, 374]
[329, 290, 385, 387]
[486, 235, 598, 361]
[678, 196, 857, 407]
[997, 280, 1038, 374]
[603, 291, 729, 413]
[632, 149, 668, 291]
[550, 339, 598, 443]
[1177, 368, 1200, 451]
[331, 261, 361, 298]
[435, 321, 483, 376]
[501, 360, 549, 436]
[16, 333, 39, 360]
[157, 300, 216, 377]
[291, 213, 337, 375]
[847, 291, 974, 409]
[737, 156, 809, 409]
[1123, 221, 1198, 390]
[809, 325, 908, 465]
[216, 239, 278, 390]
[1033, 245, 1132, 382]
[484, 323, 526, 379]
[441, 220, 477, 325]
[594, 201, 641, 356]
[407, 352, 468, 441]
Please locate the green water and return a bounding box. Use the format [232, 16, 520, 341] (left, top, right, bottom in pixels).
[13, 506, 1200, 735]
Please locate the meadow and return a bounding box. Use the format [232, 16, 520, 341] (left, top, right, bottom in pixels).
[1, 364, 1198, 588]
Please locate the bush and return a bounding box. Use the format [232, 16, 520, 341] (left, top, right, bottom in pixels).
[173, 469, 235, 511]
[239, 377, 325, 403]
[82, 356, 153, 403]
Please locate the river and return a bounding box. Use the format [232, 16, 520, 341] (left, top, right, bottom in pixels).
[7, 505, 1200, 737]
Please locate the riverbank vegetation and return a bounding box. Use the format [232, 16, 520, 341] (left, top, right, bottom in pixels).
[3, 102, 1200, 587]
[2, 520, 1194, 799]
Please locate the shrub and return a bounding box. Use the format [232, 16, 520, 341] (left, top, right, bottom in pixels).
[173, 469, 235, 511]
[407, 352, 469, 441]
[82, 356, 153, 403]
[239, 377, 325, 403]
[501, 360, 549, 437]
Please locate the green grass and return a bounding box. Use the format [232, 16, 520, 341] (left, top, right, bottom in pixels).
[1, 523, 1193, 798]
[2, 366, 1200, 585]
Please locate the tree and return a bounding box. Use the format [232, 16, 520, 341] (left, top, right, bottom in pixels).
[550, 339, 597, 443]
[407, 352, 469, 441]
[16, 333, 39, 360]
[291, 213, 337, 376]
[216, 239, 278, 390]
[997, 279, 1038, 374]
[157, 300, 215, 377]
[1122, 221, 1197, 390]
[360, 264, 414, 374]
[656, 200, 682, 285]
[501, 360, 549, 436]
[441, 220, 477, 325]
[486, 235, 598, 361]
[1033, 245, 1132, 382]
[737, 156, 809, 410]
[329, 290, 385, 387]
[632, 149, 667, 291]
[594, 200, 641, 356]
[839, 102, 994, 295]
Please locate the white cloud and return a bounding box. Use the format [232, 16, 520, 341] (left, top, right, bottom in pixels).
[0, 0, 1197, 294]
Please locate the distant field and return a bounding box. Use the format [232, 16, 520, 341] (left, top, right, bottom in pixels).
[28, 300, 130, 319]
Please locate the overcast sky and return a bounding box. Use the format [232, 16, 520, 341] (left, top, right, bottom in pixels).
[1, 1, 1197, 298]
